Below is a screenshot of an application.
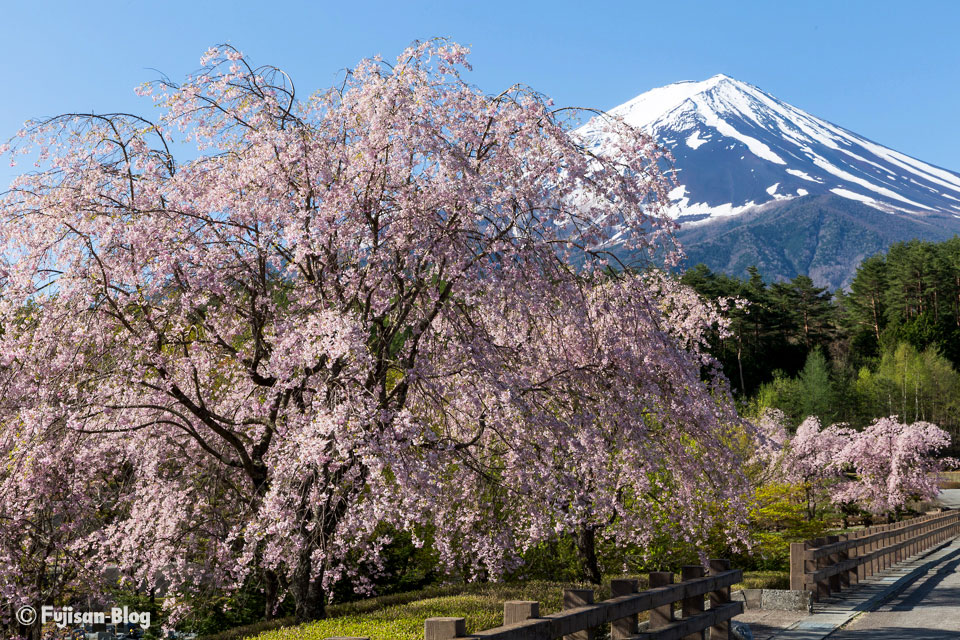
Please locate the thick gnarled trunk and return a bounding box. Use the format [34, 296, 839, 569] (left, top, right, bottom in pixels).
[576, 525, 602, 585]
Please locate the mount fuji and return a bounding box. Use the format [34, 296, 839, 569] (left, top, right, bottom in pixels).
[578, 75, 960, 288]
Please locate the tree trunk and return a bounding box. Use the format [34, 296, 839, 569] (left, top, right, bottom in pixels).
[576, 525, 603, 584]
[290, 555, 326, 622]
[736, 334, 745, 395]
[264, 568, 281, 620]
[293, 577, 326, 622]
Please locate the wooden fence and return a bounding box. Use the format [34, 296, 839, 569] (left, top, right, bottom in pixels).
[326, 559, 743, 640]
[790, 509, 960, 600]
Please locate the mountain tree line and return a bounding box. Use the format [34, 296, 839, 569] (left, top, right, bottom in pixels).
[681, 237, 960, 445]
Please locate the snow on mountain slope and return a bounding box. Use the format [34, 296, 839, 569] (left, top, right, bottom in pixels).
[577, 75, 960, 221]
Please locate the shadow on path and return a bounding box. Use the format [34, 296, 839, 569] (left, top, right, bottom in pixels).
[828, 628, 960, 639]
[857, 544, 960, 612]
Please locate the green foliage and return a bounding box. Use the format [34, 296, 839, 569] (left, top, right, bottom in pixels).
[331, 527, 440, 604]
[509, 536, 585, 583]
[735, 483, 829, 570]
[753, 350, 836, 429]
[172, 581, 292, 637]
[679, 266, 817, 395]
[689, 236, 960, 447]
[855, 342, 960, 433]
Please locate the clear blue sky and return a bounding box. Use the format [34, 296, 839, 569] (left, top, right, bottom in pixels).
[2, 0, 958, 186]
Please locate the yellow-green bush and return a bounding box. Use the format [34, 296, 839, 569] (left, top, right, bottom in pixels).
[738, 482, 829, 569]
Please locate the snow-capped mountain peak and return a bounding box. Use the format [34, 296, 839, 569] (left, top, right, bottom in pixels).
[579, 76, 960, 221]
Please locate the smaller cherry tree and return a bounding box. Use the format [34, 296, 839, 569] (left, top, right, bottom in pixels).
[832, 416, 952, 515]
[753, 411, 952, 521]
[779, 415, 850, 520]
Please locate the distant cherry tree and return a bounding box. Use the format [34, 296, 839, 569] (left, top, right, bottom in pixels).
[754, 411, 951, 520]
[754, 412, 849, 519]
[832, 416, 951, 514]
[0, 41, 750, 623]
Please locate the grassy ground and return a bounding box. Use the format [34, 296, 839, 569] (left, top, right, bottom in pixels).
[202, 571, 788, 640]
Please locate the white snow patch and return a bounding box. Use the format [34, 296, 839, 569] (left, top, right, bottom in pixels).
[841, 135, 960, 193]
[766, 183, 780, 195]
[830, 188, 884, 210]
[686, 130, 708, 149]
[837, 147, 891, 173]
[671, 200, 762, 220]
[797, 188, 808, 196]
[786, 168, 822, 183]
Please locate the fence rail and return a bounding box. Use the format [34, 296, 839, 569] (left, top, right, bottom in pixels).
[790, 509, 960, 600]
[326, 559, 743, 640]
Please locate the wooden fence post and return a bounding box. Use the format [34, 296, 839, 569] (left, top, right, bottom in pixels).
[895, 522, 904, 563]
[880, 524, 890, 571]
[425, 618, 466, 640]
[812, 537, 830, 599]
[649, 572, 674, 629]
[709, 559, 731, 640]
[838, 534, 850, 590]
[610, 579, 638, 639]
[503, 600, 539, 626]
[884, 524, 893, 571]
[887, 524, 895, 568]
[849, 530, 861, 585]
[916, 517, 922, 554]
[563, 588, 595, 640]
[681, 565, 705, 640]
[826, 535, 841, 594]
[790, 542, 806, 591]
[908, 520, 916, 557]
[875, 525, 883, 571]
[897, 521, 905, 561]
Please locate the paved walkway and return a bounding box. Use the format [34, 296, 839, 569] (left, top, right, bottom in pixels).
[734, 536, 960, 639]
[938, 489, 960, 509]
[733, 610, 808, 640]
[829, 538, 960, 639]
